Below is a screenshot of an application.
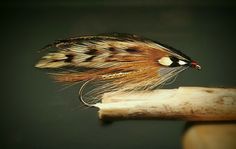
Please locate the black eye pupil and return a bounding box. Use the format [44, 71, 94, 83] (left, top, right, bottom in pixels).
[169, 56, 180, 67]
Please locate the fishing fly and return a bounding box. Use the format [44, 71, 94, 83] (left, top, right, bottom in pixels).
[35, 33, 201, 106]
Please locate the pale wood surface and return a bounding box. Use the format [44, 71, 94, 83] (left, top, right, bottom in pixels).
[183, 122, 236, 149]
[94, 87, 236, 121]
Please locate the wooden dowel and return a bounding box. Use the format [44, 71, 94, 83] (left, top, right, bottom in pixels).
[94, 87, 236, 121]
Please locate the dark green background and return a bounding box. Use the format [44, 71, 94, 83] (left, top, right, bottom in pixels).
[1, 0, 236, 149]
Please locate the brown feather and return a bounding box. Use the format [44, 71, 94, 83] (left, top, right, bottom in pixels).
[36, 33, 195, 104]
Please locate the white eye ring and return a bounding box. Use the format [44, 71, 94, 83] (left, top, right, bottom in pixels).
[178, 60, 187, 65]
[158, 57, 173, 66]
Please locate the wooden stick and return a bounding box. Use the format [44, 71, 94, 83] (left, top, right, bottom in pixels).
[94, 87, 236, 121]
[182, 122, 236, 149]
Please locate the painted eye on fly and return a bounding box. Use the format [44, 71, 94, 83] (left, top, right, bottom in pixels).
[158, 56, 201, 70]
[35, 33, 201, 106]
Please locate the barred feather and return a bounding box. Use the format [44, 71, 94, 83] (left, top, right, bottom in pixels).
[35, 33, 200, 105]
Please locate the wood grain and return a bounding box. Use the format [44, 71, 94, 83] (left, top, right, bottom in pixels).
[94, 87, 236, 121]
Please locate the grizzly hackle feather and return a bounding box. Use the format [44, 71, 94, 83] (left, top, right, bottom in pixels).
[35, 33, 200, 105]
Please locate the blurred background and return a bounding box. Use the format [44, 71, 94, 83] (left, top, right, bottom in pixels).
[1, 0, 236, 149]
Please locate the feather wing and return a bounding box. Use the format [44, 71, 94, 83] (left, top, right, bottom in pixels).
[35, 33, 191, 103]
